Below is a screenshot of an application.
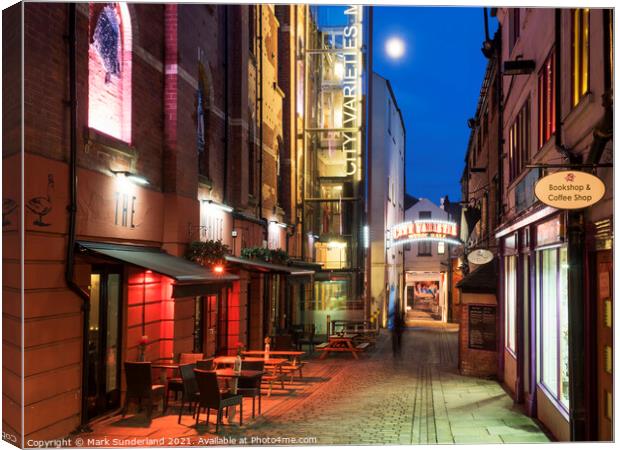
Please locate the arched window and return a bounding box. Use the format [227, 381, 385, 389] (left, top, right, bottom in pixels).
[197, 63, 210, 177]
[88, 3, 132, 142]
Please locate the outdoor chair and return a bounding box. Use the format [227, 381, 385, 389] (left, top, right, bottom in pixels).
[122, 361, 166, 421]
[237, 360, 264, 418]
[167, 353, 204, 402]
[194, 369, 243, 433]
[196, 358, 214, 370]
[177, 363, 199, 424]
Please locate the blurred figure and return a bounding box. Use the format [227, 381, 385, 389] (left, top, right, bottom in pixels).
[391, 308, 405, 357]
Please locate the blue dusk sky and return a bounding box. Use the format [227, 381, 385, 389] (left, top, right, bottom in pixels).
[373, 6, 499, 203]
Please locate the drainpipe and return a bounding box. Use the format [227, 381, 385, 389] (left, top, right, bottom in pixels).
[553, 8, 586, 441]
[258, 5, 264, 226]
[223, 7, 229, 202]
[65, 3, 92, 431]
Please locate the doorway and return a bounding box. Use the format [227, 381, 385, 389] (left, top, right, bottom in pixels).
[87, 268, 123, 420]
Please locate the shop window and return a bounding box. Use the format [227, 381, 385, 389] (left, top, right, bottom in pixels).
[509, 99, 530, 181]
[537, 51, 556, 149]
[505, 255, 517, 353]
[88, 3, 132, 142]
[537, 246, 569, 409]
[571, 9, 590, 107]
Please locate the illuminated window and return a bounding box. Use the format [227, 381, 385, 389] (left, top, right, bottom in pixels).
[537, 51, 556, 149]
[537, 246, 569, 409]
[437, 242, 445, 254]
[571, 9, 590, 107]
[509, 99, 530, 181]
[88, 3, 132, 142]
[505, 254, 517, 353]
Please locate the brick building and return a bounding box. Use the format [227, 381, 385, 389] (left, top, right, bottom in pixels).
[2, 2, 314, 443]
[458, 7, 613, 442]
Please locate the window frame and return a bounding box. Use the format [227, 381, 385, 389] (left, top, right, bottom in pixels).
[509, 99, 530, 182]
[537, 50, 556, 149]
[571, 8, 590, 107]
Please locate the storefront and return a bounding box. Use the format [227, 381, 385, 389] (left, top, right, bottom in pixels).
[224, 255, 314, 349]
[74, 241, 238, 421]
[497, 210, 571, 441]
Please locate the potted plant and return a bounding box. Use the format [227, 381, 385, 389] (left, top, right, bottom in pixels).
[185, 240, 230, 266]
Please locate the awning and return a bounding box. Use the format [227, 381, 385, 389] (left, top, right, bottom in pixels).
[224, 255, 314, 276]
[456, 261, 498, 294]
[77, 241, 239, 297]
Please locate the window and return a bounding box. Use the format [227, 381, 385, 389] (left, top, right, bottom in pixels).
[509, 8, 521, 53]
[571, 9, 590, 107]
[248, 119, 256, 196]
[509, 100, 530, 181]
[537, 246, 569, 409]
[538, 51, 556, 149]
[505, 255, 517, 353]
[418, 211, 432, 256]
[197, 64, 210, 178]
[387, 99, 392, 135]
[248, 6, 256, 56]
[437, 242, 445, 255]
[88, 3, 132, 142]
[482, 108, 489, 139]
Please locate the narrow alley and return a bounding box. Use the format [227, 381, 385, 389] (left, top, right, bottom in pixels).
[78, 326, 550, 446]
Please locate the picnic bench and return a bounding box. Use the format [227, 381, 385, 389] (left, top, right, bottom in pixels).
[316, 334, 369, 360]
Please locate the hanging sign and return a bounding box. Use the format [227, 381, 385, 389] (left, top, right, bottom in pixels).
[467, 249, 494, 265]
[534, 171, 605, 209]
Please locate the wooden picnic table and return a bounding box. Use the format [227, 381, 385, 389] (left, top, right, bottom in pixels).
[317, 334, 369, 360]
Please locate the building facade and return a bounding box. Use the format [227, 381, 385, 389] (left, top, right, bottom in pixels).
[2, 2, 316, 442]
[491, 7, 613, 442]
[297, 6, 371, 331]
[368, 72, 405, 328]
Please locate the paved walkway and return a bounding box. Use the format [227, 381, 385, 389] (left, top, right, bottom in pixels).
[76, 325, 550, 446]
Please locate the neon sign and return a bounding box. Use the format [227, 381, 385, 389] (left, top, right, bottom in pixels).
[388, 219, 461, 248]
[342, 5, 363, 177]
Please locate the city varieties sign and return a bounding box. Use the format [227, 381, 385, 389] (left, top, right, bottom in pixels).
[534, 171, 605, 210]
[388, 220, 461, 248]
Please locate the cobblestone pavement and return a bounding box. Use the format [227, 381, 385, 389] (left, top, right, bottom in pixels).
[78, 325, 550, 446]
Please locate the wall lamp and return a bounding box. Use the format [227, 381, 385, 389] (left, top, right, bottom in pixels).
[270, 220, 288, 229]
[110, 170, 149, 185]
[205, 199, 233, 213]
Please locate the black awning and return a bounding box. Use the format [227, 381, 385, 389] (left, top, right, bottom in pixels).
[77, 241, 238, 297]
[456, 261, 498, 294]
[225, 255, 314, 276]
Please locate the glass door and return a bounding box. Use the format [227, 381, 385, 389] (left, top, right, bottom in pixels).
[87, 268, 122, 420]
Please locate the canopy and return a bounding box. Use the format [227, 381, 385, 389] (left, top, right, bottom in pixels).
[77, 241, 238, 297]
[224, 255, 314, 276]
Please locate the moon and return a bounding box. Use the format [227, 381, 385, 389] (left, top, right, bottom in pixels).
[385, 37, 405, 59]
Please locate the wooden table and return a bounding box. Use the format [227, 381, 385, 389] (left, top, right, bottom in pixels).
[213, 356, 287, 367]
[242, 350, 305, 364]
[318, 334, 365, 360]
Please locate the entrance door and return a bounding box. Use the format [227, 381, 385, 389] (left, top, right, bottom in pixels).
[205, 295, 219, 357]
[596, 250, 612, 440]
[87, 268, 122, 420]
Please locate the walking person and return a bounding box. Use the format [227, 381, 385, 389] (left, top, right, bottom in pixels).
[391, 308, 405, 357]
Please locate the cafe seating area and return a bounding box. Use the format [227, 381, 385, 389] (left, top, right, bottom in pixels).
[99, 322, 380, 437]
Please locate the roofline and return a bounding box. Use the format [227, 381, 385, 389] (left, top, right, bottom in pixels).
[373, 71, 406, 134]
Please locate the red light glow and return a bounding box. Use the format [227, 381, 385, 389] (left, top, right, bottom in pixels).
[213, 265, 224, 274]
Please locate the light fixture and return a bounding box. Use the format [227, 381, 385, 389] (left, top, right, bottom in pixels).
[232, 230, 238, 238]
[334, 61, 344, 79]
[213, 265, 224, 274]
[110, 170, 149, 185]
[270, 220, 287, 229]
[205, 200, 233, 213]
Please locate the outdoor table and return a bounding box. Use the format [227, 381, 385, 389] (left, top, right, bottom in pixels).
[151, 363, 180, 384]
[318, 334, 364, 360]
[242, 350, 305, 365]
[213, 356, 287, 367]
[214, 369, 263, 422]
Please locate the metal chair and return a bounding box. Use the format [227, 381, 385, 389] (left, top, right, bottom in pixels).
[237, 360, 264, 418]
[122, 362, 166, 421]
[193, 369, 243, 433]
[177, 363, 199, 424]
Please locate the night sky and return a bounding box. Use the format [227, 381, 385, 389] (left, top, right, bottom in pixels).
[373, 6, 499, 204]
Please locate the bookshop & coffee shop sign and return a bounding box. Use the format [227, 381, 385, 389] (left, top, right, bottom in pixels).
[534, 170, 605, 210]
